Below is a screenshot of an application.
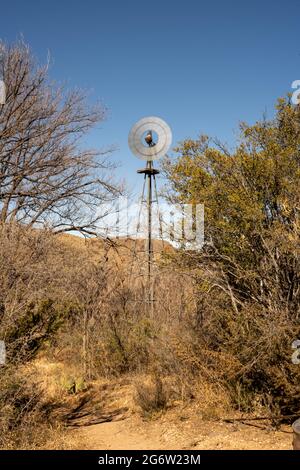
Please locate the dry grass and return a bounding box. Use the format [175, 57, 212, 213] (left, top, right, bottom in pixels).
[1, 357, 291, 450]
[134, 375, 169, 417]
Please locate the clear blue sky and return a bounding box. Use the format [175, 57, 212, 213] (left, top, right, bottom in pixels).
[1, 0, 300, 190]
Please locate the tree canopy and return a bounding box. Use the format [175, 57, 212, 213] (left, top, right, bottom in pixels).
[162, 97, 300, 414]
[0, 40, 121, 234]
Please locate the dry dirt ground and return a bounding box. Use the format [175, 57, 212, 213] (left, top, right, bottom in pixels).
[78, 413, 292, 450]
[27, 360, 293, 450]
[74, 382, 292, 450]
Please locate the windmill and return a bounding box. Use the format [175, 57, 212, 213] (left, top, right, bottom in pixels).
[128, 116, 172, 313]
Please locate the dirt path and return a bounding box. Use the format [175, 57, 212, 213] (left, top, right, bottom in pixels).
[61, 378, 292, 450]
[26, 360, 294, 450]
[79, 414, 292, 450]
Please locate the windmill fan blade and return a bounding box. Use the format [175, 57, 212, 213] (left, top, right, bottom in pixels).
[128, 116, 172, 161]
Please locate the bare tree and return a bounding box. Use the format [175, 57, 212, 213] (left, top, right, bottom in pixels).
[0, 40, 121, 234]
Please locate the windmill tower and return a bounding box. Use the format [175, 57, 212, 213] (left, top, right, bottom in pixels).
[128, 116, 172, 312]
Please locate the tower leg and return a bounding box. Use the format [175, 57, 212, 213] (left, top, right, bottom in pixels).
[146, 160, 153, 315]
[137, 161, 160, 316]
